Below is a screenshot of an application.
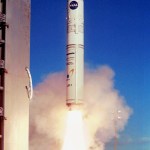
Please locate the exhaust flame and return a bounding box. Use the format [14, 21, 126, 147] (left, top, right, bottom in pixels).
[62, 110, 88, 150]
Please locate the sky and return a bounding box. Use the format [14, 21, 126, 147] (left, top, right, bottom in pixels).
[30, 0, 150, 150]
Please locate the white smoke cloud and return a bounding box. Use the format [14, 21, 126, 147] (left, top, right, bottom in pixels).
[30, 66, 132, 150]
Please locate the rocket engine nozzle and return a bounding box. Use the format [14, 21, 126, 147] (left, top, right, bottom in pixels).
[67, 103, 83, 111]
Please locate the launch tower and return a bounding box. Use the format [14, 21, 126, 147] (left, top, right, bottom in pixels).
[0, 0, 30, 150]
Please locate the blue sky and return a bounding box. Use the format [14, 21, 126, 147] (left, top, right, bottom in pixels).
[31, 0, 150, 149]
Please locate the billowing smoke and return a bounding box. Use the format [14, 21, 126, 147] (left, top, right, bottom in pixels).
[30, 66, 132, 150]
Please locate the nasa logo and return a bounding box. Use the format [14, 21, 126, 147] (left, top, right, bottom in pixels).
[70, 1, 78, 10]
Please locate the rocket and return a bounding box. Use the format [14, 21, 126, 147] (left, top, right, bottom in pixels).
[66, 0, 84, 110]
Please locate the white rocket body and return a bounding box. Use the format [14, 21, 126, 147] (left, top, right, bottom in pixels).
[66, 0, 84, 109]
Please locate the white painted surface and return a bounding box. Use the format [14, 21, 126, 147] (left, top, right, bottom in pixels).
[66, 0, 84, 106]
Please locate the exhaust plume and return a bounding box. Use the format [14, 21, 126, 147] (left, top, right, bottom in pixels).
[30, 66, 132, 150]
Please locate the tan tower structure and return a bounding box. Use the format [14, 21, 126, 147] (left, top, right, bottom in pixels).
[0, 0, 30, 150]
